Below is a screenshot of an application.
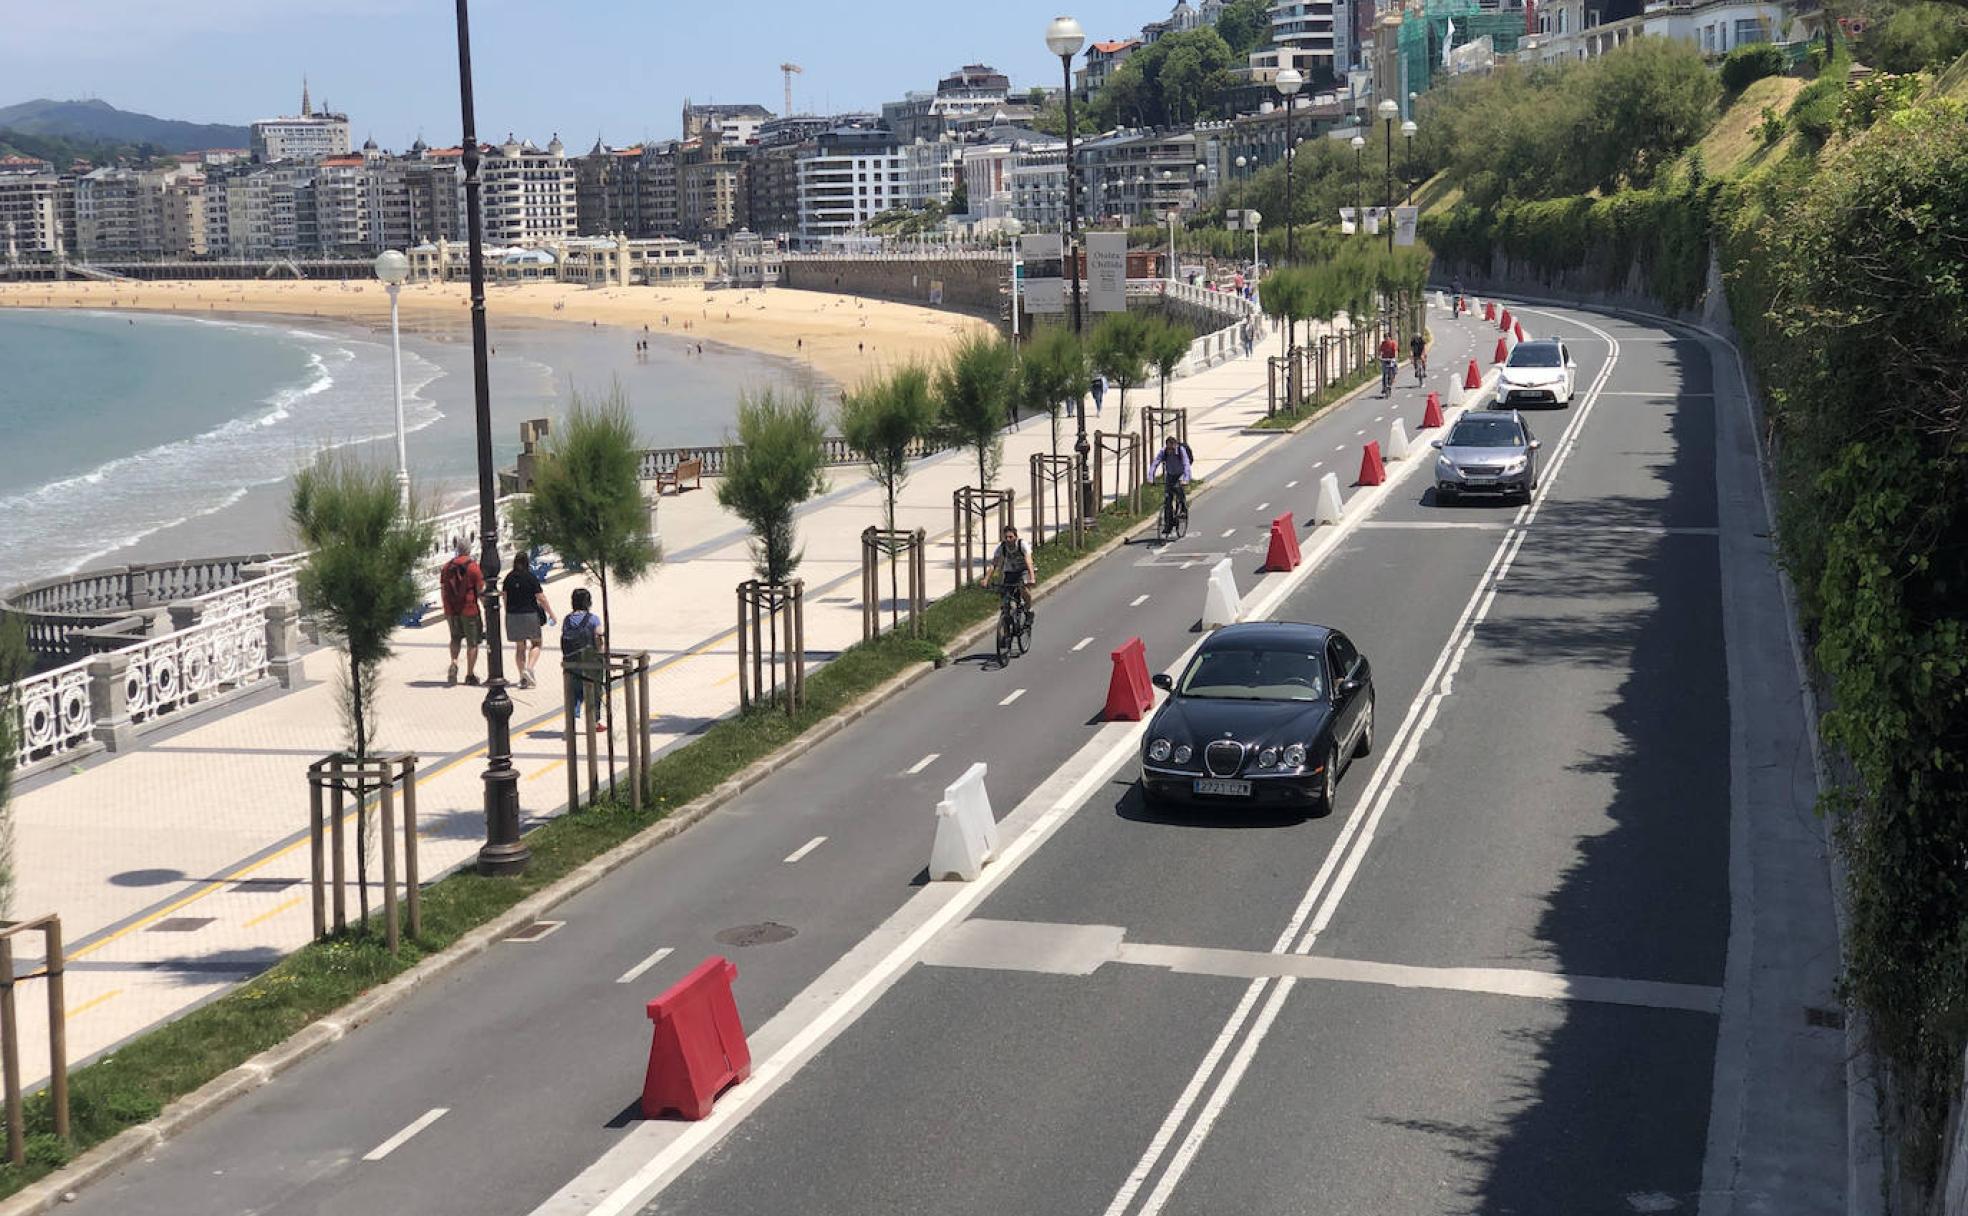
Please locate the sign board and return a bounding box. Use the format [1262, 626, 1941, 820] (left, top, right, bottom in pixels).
[1393, 206, 1419, 248]
[1018, 233, 1066, 314]
[929, 280, 945, 305]
[1339, 207, 1357, 236]
[1363, 207, 1382, 236]
[1086, 232, 1128, 313]
[1023, 276, 1066, 314]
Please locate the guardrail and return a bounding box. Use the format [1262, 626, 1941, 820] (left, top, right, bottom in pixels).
[635, 437, 952, 481]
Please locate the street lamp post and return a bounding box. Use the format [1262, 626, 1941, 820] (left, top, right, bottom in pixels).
[372, 249, 411, 510]
[1046, 14, 1093, 522]
[1275, 68, 1302, 265]
[1379, 98, 1398, 257]
[453, 0, 527, 877]
[1401, 119, 1418, 205]
[1351, 135, 1365, 234]
[1006, 217, 1023, 342]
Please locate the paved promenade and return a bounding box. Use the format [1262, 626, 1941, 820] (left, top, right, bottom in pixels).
[8, 312, 1399, 1087]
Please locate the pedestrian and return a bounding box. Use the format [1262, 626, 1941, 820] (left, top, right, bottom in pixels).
[1242, 320, 1255, 358]
[561, 587, 606, 732]
[503, 547, 552, 689]
[439, 538, 483, 686]
[1089, 371, 1107, 416]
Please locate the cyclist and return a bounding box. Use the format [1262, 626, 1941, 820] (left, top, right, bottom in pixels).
[1452, 276, 1466, 317]
[1149, 435, 1193, 533]
[1377, 331, 1400, 397]
[1410, 329, 1427, 384]
[986, 524, 1035, 628]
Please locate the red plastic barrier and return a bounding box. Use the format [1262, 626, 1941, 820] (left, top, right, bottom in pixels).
[1493, 336, 1509, 363]
[1357, 442, 1385, 487]
[1264, 511, 1301, 572]
[1514, 321, 1526, 343]
[641, 956, 751, 1121]
[1105, 637, 1154, 721]
[1422, 392, 1445, 429]
[1482, 300, 1496, 322]
[1499, 308, 1514, 332]
[1464, 359, 1481, 390]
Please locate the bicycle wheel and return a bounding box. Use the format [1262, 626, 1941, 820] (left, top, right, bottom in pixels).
[996, 612, 1011, 664]
[1014, 613, 1031, 656]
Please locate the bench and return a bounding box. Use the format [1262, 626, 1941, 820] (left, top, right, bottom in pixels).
[655, 457, 704, 495]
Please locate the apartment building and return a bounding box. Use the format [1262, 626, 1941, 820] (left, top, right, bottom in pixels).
[0, 159, 70, 258]
[681, 102, 773, 145]
[251, 81, 351, 163]
[75, 167, 164, 259]
[160, 174, 206, 256]
[1269, 0, 1345, 81]
[1009, 143, 1070, 231]
[901, 138, 962, 209]
[481, 134, 577, 245]
[314, 154, 368, 254]
[676, 137, 748, 241]
[1077, 127, 1215, 226]
[1078, 40, 1142, 97]
[796, 126, 903, 245]
[743, 141, 806, 240]
[573, 141, 681, 238]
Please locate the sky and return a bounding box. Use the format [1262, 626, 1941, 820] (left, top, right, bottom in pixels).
[5, 0, 1160, 149]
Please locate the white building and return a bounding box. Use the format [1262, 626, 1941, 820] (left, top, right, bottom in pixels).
[797, 128, 903, 244]
[251, 80, 351, 163]
[313, 154, 369, 253]
[1009, 144, 1070, 231]
[75, 167, 166, 259]
[0, 160, 69, 258]
[481, 134, 577, 246]
[901, 139, 962, 209]
[1269, 0, 1343, 80]
[1643, 0, 1791, 54]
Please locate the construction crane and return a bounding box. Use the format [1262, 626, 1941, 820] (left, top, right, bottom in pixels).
[780, 62, 802, 117]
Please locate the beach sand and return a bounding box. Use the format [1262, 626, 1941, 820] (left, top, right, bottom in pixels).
[0, 278, 991, 391]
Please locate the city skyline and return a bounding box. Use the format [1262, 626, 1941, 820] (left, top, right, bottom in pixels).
[6, 0, 1157, 150]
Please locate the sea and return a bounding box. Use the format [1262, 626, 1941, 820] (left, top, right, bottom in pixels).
[0, 308, 822, 589]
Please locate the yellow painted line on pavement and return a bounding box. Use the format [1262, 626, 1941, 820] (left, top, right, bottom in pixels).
[525, 758, 567, 782]
[243, 896, 304, 929]
[66, 990, 121, 1020]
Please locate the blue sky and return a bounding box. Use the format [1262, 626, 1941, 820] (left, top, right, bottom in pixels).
[7, 0, 1159, 148]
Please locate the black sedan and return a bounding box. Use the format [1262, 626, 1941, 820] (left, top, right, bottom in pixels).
[1139, 621, 1374, 816]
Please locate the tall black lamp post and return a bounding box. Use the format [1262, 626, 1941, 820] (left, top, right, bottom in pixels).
[1046, 14, 1093, 521]
[1276, 68, 1302, 265]
[1402, 118, 1419, 204]
[1351, 134, 1365, 232]
[1378, 98, 1398, 258]
[454, 0, 528, 876]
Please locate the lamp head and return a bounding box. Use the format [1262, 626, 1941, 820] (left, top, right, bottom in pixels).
[1401, 119, 1418, 137]
[1350, 135, 1366, 150]
[1275, 68, 1304, 97]
[373, 249, 409, 285]
[1377, 98, 1399, 119]
[1045, 16, 1086, 58]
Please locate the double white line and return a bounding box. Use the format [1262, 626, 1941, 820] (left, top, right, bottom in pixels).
[1104, 309, 1623, 1216]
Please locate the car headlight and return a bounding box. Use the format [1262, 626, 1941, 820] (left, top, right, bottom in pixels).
[1173, 744, 1192, 763]
[1436, 455, 1457, 474]
[1503, 456, 1527, 473]
[1283, 742, 1307, 768]
[1258, 746, 1279, 768]
[1148, 738, 1173, 763]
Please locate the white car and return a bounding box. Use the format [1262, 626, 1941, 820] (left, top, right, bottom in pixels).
[1494, 339, 1576, 408]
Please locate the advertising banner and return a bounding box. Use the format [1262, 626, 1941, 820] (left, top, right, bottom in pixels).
[1086, 232, 1128, 313]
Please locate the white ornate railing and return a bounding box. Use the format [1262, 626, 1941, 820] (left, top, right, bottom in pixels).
[13, 658, 94, 770]
[179, 564, 300, 623]
[124, 613, 269, 725]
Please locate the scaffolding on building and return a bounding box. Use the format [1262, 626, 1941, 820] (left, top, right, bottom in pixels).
[1398, 0, 1532, 95]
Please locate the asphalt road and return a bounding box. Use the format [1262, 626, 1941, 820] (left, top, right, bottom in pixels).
[67, 301, 1846, 1216]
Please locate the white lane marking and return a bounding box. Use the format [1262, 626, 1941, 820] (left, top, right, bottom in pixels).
[1311, 461, 1324, 469]
[999, 688, 1026, 707]
[1334, 444, 1347, 452]
[781, 836, 827, 864]
[1354, 428, 1366, 436]
[616, 947, 675, 985]
[1115, 314, 1621, 1216]
[1220, 528, 1237, 539]
[1255, 502, 1270, 512]
[363, 1108, 450, 1162]
[1072, 637, 1093, 652]
[905, 753, 940, 775]
[1285, 479, 1299, 488]
[1130, 594, 1151, 607]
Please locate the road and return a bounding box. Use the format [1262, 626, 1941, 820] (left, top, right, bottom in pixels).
[67, 300, 1847, 1216]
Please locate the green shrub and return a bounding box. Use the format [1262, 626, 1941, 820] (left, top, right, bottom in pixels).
[1720, 42, 1786, 91]
[1865, 2, 1968, 74]
[1787, 74, 1847, 146]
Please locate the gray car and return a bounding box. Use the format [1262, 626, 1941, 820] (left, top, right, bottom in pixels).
[1432, 410, 1541, 504]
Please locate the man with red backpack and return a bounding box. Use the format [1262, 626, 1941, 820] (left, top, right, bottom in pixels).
[439, 538, 484, 686]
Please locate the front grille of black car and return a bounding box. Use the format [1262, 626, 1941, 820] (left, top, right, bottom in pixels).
[1205, 740, 1244, 777]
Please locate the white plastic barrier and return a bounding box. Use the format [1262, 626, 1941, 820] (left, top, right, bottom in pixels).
[1202, 558, 1242, 629]
[1315, 472, 1345, 525]
[1386, 418, 1411, 461]
[1449, 371, 1469, 411]
[929, 761, 999, 881]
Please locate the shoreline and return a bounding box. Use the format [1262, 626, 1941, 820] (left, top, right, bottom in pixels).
[0, 278, 989, 392]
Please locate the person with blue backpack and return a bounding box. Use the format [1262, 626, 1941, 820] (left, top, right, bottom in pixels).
[560, 587, 606, 733]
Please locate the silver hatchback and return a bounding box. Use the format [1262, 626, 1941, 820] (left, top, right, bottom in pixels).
[1432, 410, 1541, 504]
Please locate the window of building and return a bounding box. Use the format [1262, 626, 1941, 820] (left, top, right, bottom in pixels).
[1734, 17, 1766, 43]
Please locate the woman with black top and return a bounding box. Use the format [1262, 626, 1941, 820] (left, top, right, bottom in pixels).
[502, 549, 553, 689]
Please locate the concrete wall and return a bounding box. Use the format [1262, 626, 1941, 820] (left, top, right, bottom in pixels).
[778, 257, 1005, 319]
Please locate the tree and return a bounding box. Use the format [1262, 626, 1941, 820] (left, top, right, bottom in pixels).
[1866, 2, 1968, 72]
[1577, 39, 1719, 191]
[513, 386, 660, 687]
[1089, 29, 1239, 129]
[936, 333, 1017, 489]
[1259, 264, 1319, 355]
[1216, 0, 1272, 56]
[1147, 316, 1193, 414]
[840, 364, 938, 631]
[0, 615, 27, 918]
[717, 386, 829, 584]
[290, 450, 434, 928]
[1089, 311, 1152, 432]
[949, 176, 970, 217]
[1019, 325, 1087, 457]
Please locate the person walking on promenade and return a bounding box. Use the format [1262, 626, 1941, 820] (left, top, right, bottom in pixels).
[561, 587, 606, 732]
[503, 548, 552, 689]
[1089, 371, 1107, 417]
[439, 539, 484, 686]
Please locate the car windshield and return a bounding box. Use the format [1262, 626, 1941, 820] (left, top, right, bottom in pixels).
[1447, 419, 1525, 448]
[1178, 647, 1327, 702]
[1508, 344, 1562, 368]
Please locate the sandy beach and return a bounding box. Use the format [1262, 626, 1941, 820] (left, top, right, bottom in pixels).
[0, 278, 991, 392]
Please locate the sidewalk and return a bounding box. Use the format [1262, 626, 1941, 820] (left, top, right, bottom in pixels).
[8, 313, 1352, 1087]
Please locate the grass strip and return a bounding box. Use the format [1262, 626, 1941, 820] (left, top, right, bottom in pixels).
[1249, 362, 1382, 430]
[0, 482, 1171, 1199]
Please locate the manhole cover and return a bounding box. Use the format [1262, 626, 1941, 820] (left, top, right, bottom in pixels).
[503, 920, 565, 943]
[714, 922, 797, 948]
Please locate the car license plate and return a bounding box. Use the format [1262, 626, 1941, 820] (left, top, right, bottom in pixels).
[1194, 778, 1252, 797]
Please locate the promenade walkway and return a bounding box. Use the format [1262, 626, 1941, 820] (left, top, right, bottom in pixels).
[8, 316, 1351, 1087]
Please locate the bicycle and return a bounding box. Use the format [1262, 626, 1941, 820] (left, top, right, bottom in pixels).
[995, 581, 1032, 664]
[1158, 480, 1189, 541]
[1380, 357, 1398, 397]
[1411, 352, 1427, 385]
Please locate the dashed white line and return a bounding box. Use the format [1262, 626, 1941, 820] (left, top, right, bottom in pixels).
[905, 753, 940, 775]
[1130, 594, 1151, 607]
[363, 1108, 450, 1161]
[1255, 501, 1270, 512]
[1311, 461, 1324, 469]
[999, 688, 1027, 706]
[1220, 528, 1237, 539]
[1285, 479, 1299, 488]
[1333, 445, 1347, 452]
[616, 946, 675, 985]
[1354, 428, 1367, 436]
[782, 836, 827, 864]
[1072, 637, 1094, 652]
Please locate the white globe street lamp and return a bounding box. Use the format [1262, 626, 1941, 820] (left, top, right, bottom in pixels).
[372, 248, 412, 508]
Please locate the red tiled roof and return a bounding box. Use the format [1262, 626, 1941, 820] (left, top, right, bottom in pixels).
[320, 155, 365, 166]
[1091, 39, 1141, 53]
